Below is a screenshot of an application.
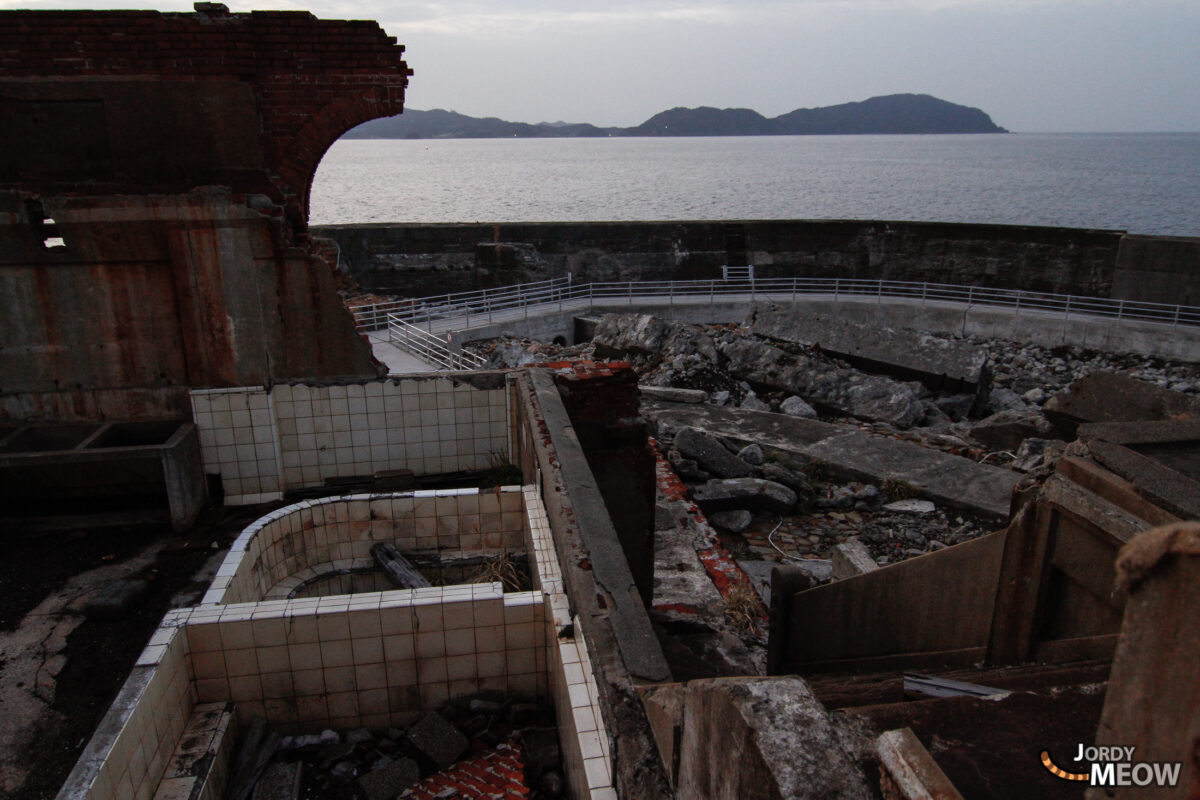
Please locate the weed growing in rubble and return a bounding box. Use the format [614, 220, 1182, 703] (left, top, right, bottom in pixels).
[471, 551, 526, 592]
[724, 583, 762, 635]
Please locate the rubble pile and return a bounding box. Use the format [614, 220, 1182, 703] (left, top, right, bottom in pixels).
[469, 311, 1200, 572]
[253, 693, 560, 800]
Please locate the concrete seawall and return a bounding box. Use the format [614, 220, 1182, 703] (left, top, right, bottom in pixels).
[314, 220, 1200, 306]
[441, 296, 1200, 362]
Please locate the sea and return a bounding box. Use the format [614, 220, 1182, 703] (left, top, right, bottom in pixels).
[310, 133, 1200, 237]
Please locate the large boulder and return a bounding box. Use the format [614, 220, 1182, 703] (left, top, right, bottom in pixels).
[691, 478, 798, 516]
[674, 428, 755, 479]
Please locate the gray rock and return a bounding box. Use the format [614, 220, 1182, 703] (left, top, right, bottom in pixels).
[639, 385, 709, 404]
[406, 712, 468, 769]
[740, 393, 771, 412]
[779, 395, 818, 419]
[330, 761, 358, 782]
[1022, 387, 1047, 404]
[969, 409, 1056, 451]
[712, 390, 732, 406]
[709, 509, 754, 533]
[737, 444, 765, 466]
[760, 463, 811, 493]
[934, 393, 976, 422]
[674, 427, 754, 479]
[356, 759, 419, 800]
[985, 387, 1028, 414]
[345, 727, 374, 745]
[593, 313, 718, 361]
[882, 499, 937, 514]
[1012, 437, 1063, 472]
[692, 478, 797, 516]
[654, 502, 676, 531]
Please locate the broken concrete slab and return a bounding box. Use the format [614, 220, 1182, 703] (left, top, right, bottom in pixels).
[406, 713, 468, 769]
[750, 303, 991, 394]
[674, 427, 755, 479]
[692, 478, 798, 516]
[639, 385, 709, 403]
[648, 399, 1019, 521]
[1044, 370, 1200, 438]
[719, 336, 927, 428]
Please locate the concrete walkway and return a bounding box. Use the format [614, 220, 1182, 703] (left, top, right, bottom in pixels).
[365, 330, 439, 373]
[644, 399, 1021, 521]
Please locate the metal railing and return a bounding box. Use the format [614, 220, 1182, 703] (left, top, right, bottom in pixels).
[350, 276, 1200, 336]
[386, 316, 487, 371]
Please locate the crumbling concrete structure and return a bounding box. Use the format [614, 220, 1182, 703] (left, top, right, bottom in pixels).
[0, 4, 410, 422]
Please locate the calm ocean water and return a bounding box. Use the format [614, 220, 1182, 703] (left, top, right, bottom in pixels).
[310, 134, 1199, 236]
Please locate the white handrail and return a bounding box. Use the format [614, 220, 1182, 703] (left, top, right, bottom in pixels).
[387, 315, 488, 371]
[349, 275, 1200, 356]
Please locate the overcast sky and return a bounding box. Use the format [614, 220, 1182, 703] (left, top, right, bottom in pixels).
[7, 0, 1199, 131]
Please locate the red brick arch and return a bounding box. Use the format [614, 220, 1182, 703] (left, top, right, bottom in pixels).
[273, 86, 407, 226]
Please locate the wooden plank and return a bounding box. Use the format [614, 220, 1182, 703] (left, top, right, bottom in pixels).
[1029, 634, 1118, 664]
[877, 728, 964, 800]
[1050, 521, 1127, 612]
[795, 647, 987, 676]
[787, 532, 1004, 669]
[370, 542, 431, 589]
[986, 489, 1056, 666]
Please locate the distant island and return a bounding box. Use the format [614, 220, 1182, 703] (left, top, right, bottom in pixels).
[343, 94, 1008, 140]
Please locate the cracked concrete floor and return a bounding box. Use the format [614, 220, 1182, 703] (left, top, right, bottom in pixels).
[0, 511, 257, 800]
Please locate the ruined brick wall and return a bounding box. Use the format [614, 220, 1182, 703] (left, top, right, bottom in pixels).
[0, 7, 411, 421]
[0, 6, 410, 218]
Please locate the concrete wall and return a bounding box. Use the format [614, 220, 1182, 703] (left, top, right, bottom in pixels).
[1112, 235, 1200, 307]
[0, 9, 411, 423]
[313, 220, 1188, 301]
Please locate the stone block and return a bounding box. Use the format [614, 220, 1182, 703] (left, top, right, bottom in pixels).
[674, 427, 754, 479]
[406, 712, 468, 769]
[355, 758, 419, 800]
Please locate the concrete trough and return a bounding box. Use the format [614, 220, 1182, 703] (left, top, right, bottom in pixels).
[0, 419, 206, 531]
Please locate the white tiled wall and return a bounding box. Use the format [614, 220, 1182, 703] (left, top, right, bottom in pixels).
[523, 487, 615, 800]
[61, 484, 616, 800]
[191, 378, 510, 505]
[176, 585, 546, 734]
[57, 626, 195, 800]
[203, 488, 528, 606]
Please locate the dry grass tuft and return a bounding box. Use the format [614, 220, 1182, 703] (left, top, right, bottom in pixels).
[471, 551, 525, 592]
[724, 582, 762, 635]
